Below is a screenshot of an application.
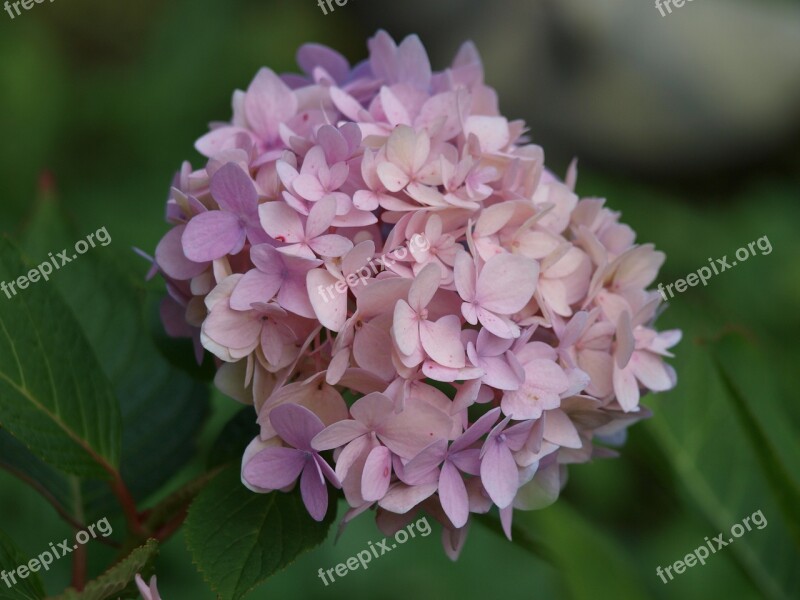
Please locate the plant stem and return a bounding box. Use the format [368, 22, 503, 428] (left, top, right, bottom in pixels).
[70, 541, 87, 591]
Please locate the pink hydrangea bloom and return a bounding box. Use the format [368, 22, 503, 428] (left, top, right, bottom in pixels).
[152, 30, 680, 559]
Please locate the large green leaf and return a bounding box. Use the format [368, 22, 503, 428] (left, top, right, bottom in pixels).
[53, 539, 159, 600]
[185, 466, 335, 600]
[646, 303, 800, 600]
[0, 528, 45, 600]
[0, 197, 209, 522]
[522, 503, 652, 600]
[0, 238, 121, 480]
[711, 334, 800, 547]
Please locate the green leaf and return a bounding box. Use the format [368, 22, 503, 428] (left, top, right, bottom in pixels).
[710, 333, 800, 548]
[522, 503, 652, 600]
[0, 237, 121, 479]
[185, 466, 335, 600]
[0, 197, 209, 522]
[0, 529, 46, 600]
[646, 303, 800, 600]
[52, 539, 159, 600]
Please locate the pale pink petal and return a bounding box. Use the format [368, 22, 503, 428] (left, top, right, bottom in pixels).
[210, 163, 258, 216]
[419, 316, 466, 368]
[439, 460, 469, 528]
[243, 447, 306, 490]
[305, 196, 337, 238]
[630, 351, 674, 391]
[269, 403, 324, 450]
[361, 446, 392, 501]
[613, 364, 640, 412]
[378, 482, 438, 514]
[259, 202, 304, 243]
[476, 254, 539, 314]
[230, 269, 281, 310]
[454, 251, 477, 302]
[307, 268, 347, 332]
[543, 409, 582, 449]
[293, 174, 326, 201]
[349, 392, 394, 429]
[480, 440, 518, 508]
[156, 226, 208, 280]
[393, 300, 421, 357]
[309, 234, 354, 258]
[300, 460, 329, 521]
[409, 262, 441, 311]
[182, 211, 245, 262]
[403, 440, 448, 483]
[245, 68, 298, 142]
[311, 420, 369, 451]
[377, 162, 410, 192]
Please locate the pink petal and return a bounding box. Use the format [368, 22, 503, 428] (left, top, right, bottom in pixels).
[419, 316, 466, 368]
[439, 460, 469, 528]
[342, 240, 376, 277]
[403, 440, 448, 483]
[210, 163, 258, 217]
[259, 202, 304, 243]
[613, 364, 640, 412]
[353, 320, 395, 381]
[293, 174, 326, 201]
[630, 351, 674, 391]
[203, 305, 259, 352]
[269, 403, 324, 450]
[454, 251, 477, 302]
[300, 460, 329, 521]
[361, 446, 392, 501]
[543, 409, 582, 449]
[379, 396, 453, 459]
[306, 268, 347, 332]
[245, 68, 298, 142]
[297, 43, 350, 83]
[243, 447, 306, 490]
[349, 392, 394, 429]
[311, 420, 369, 451]
[259, 321, 284, 367]
[156, 225, 207, 280]
[378, 482, 438, 514]
[450, 407, 502, 454]
[309, 234, 354, 258]
[480, 440, 518, 508]
[476, 254, 539, 314]
[615, 311, 635, 368]
[409, 262, 441, 312]
[305, 196, 337, 239]
[182, 211, 245, 262]
[377, 162, 410, 193]
[230, 269, 281, 310]
[393, 300, 421, 357]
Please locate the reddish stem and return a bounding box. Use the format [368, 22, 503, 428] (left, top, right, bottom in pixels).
[70, 541, 87, 591]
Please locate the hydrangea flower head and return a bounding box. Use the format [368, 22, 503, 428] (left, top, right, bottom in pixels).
[153, 30, 680, 558]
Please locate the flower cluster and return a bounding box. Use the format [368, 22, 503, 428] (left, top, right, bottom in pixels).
[153, 31, 680, 558]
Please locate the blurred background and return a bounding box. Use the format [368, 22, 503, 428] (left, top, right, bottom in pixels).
[0, 0, 798, 599]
